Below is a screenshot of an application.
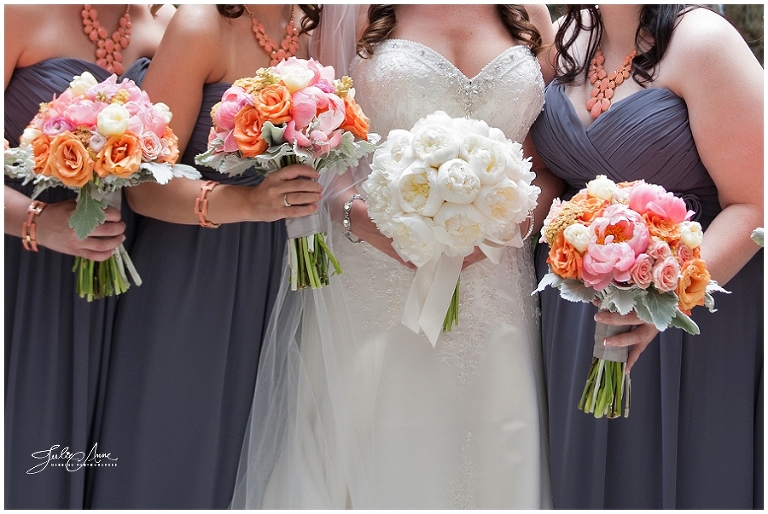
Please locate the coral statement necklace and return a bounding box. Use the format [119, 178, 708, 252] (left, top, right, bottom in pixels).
[81, 4, 131, 75]
[243, 5, 299, 66]
[586, 47, 637, 119]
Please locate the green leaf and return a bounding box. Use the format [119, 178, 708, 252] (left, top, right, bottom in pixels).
[600, 285, 643, 315]
[261, 121, 287, 147]
[637, 290, 679, 331]
[69, 183, 107, 240]
[669, 310, 700, 335]
[559, 279, 597, 303]
[533, 272, 562, 294]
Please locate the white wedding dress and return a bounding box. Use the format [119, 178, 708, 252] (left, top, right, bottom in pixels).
[231, 36, 551, 510]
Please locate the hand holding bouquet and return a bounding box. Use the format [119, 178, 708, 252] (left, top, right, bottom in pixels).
[363, 111, 540, 346]
[4, 72, 200, 301]
[195, 57, 379, 290]
[535, 175, 726, 418]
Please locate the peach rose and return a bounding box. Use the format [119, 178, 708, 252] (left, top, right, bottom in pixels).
[160, 127, 180, 164]
[570, 192, 608, 222]
[548, 231, 583, 280]
[340, 97, 369, 140]
[45, 132, 94, 187]
[31, 135, 53, 175]
[676, 258, 710, 313]
[643, 212, 681, 243]
[95, 132, 142, 178]
[233, 105, 268, 157]
[651, 255, 680, 293]
[254, 84, 292, 125]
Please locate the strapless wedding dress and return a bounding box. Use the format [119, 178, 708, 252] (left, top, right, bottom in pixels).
[231, 39, 552, 509]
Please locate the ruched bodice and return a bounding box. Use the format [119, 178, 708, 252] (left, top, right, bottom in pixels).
[351, 40, 544, 144]
[532, 84, 719, 223]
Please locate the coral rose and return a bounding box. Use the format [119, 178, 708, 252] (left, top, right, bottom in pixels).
[676, 258, 710, 313]
[254, 84, 292, 125]
[160, 127, 180, 164]
[340, 97, 369, 140]
[233, 105, 268, 157]
[643, 211, 681, 243]
[46, 132, 94, 187]
[548, 231, 583, 280]
[95, 133, 142, 178]
[31, 135, 52, 175]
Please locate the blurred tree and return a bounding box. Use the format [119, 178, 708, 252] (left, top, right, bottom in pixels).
[544, 4, 763, 66]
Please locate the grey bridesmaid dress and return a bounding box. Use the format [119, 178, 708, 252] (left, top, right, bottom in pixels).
[4, 58, 149, 509]
[87, 83, 287, 509]
[531, 84, 763, 509]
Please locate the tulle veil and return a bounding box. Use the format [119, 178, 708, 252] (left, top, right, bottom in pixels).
[229, 5, 377, 508]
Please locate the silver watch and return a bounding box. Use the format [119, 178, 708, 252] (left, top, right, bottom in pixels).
[343, 194, 364, 243]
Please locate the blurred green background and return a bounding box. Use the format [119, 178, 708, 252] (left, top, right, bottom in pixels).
[546, 4, 764, 65]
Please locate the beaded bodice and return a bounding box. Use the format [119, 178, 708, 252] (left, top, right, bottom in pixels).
[350, 39, 545, 144]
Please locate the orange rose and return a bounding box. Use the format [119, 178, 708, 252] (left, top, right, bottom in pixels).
[233, 105, 268, 157]
[676, 258, 710, 313]
[254, 84, 292, 125]
[31, 134, 52, 175]
[94, 132, 142, 178]
[547, 231, 583, 280]
[340, 97, 369, 140]
[643, 212, 681, 243]
[571, 195, 608, 223]
[45, 132, 94, 187]
[160, 126, 180, 164]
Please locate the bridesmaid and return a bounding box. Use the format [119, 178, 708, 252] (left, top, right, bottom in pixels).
[531, 4, 763, 509]
[4, 4, 173, 509]
[88, 5, 323, 509]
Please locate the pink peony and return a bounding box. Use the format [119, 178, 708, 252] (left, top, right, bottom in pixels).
[581, 204, 650, 290]
[651, 255, 681, 292]
[628, 181, 692, 223]
[283, 120, 310, 147]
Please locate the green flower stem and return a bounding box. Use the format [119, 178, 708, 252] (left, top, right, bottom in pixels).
[72, 254, 131, 302]
[288, 233, 343, 290]
[442, 279, 460, 333]
[578, 358, 629, 419]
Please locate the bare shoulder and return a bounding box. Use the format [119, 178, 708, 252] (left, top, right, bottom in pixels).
[666, 7, 761, 93]
[160, 5, 224, 54]
[524, 4, 553, 34]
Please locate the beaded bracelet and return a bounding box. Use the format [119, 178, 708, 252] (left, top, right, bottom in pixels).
[194, 181, 221, 228]
[343, 194, 363, 243]
[21, 200, 47, 252]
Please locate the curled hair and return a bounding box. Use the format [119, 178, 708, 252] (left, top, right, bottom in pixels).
[357, 5, 543, 58]
[554, 4, 702, 86]
[216, 4, 322, 35]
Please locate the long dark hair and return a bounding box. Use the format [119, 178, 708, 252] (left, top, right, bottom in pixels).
[555, 4, 702, 86]
[216, 5, 322, 35]
[357, 5, 544, 58]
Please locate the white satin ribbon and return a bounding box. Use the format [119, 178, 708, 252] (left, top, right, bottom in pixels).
[401, 241, 506, 347]
[285, 211, 322, 240]
[103, 190, 142, 286]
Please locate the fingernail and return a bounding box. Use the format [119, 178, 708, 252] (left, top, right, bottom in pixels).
[602, 338, 608, 346]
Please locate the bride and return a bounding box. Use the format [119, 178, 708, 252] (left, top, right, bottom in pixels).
[231, 4, 560, 509]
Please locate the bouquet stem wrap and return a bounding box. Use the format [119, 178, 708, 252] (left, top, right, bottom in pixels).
[283, 157, 341, 290]
[578, 317, 631, 419]
[73, 191, 142, 302]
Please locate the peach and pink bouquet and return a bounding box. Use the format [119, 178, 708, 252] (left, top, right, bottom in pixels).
[4, 71, 201, 301]
[534, 175, 726, 418]
[195, 57, 379, 290]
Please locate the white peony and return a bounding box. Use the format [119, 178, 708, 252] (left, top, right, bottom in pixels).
[69, 71, 98, 97]
[680, 220, 704, 249]
[97, 103, 131, 136]
[459, 134, 507, 186]
[153, 102, 173, 124]
[363, 166, 401, 231]
[563, 223, 592, 253]
[19, 127, 42, 149]
[397, 160, 444, 216]
[276, 64, 315, 92]
[488, 126, 507, 142]
[411, 123, 461, 167]
[452, 117, 490, 138]
[432, 203, 487, 256]
[372, 129, 415, 174]
[501, 141, 531, 182]
[435, 158, 481, 204]
[389, 212, 444, 267]
[586, 174, 617, 201]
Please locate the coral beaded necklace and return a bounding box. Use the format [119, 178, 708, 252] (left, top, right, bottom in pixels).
[586, 47, 638, 119]
[242, 5, 299, 66]
[81, 4, 131, 75]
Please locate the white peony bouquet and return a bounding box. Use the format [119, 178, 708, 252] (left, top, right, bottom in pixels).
[363, 111, 540, 345]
